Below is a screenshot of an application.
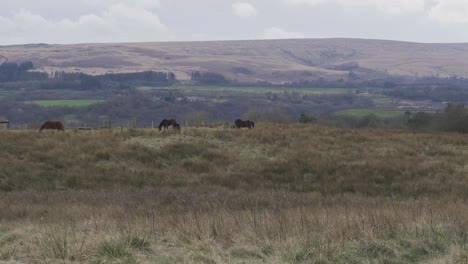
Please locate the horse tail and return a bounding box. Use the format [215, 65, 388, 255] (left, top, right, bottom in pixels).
[251, 121, 255, 128]
[57, 121, 64, 131]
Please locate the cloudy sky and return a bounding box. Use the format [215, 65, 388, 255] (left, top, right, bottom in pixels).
[0, 0, 467, 45]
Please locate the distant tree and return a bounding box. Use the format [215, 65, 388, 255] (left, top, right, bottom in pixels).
[434, 103, 468, 133]
[191, 71, 201, 80]
[299, 113, 317, 124]
[0, 62, 18, 72]
[168, 72, 176, 81]
[383, 81, 396, 88]
[407, 112, 433, 130]
[19, 61, 34, 71]
[80, 75, 102, 90]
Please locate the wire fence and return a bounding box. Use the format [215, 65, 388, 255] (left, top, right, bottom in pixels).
[0, 119, 234, 131]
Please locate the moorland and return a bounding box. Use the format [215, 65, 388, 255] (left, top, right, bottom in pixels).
[1, 125, 468, 263]
[2, 38, 468, 263]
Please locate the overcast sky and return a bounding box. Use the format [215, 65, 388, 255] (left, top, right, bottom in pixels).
[0, 0, 467, 45]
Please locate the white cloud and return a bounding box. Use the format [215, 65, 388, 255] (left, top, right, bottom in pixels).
[429, 0, 468, 24]
[285, 0, 426, 14]
[0, 3, 167, 45]
[232, 2, 258, 17]
[261, 27, 305, 39]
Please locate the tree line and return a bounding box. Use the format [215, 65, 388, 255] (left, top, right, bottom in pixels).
[0, 61, 176, 90]
[0, 61, 48, 82]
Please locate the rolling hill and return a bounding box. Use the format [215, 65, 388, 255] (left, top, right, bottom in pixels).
[1, 38, 468, 83]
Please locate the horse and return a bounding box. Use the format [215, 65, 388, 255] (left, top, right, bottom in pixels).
[174, 123, 181, 131]
[158, 119, 177, 131]
[39, 121, 64, 132]
[235, 119, 255, 129]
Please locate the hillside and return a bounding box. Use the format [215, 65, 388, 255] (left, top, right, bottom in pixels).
[1, 38, 468, 83]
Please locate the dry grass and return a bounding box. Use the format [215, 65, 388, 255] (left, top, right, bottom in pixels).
[1, 124, 468, 263]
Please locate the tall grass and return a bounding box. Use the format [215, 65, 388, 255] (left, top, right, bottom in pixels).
[1, 125, 467, 197]
[1, 124, 468, 262]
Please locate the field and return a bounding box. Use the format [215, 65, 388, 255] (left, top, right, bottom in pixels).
[0, 91, 17, 96]
[139, 86, 352, 95]
[1, 124, 468, 263]
[31, 99, 104, 107]
[138, 86, 354, 101]
[334, 109, 408, 118]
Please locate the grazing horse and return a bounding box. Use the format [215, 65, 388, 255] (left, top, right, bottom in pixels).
[158, 119, 177, 131]
[39, 121, 64, 132]
[235, 119, 255, 129]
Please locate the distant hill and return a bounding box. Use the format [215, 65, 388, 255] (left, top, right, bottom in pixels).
[1, 38, 468, 83]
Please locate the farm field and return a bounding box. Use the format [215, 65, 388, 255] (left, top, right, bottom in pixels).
[138, 86, 354, 98]
[140, 85, 435, 112]
[1, 124, 468, 263]
[31, 99, 104, 107]
[0, 90, 17, 96]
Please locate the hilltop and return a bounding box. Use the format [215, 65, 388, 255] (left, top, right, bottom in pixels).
[1, 38, 468, 83]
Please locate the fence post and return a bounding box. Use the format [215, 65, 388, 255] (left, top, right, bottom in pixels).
[121, 125, 123, 133]
[151, 121, 154, 129]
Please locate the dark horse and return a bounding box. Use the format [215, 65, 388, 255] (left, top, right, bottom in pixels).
[158, 119, 178, 131]
[235, 119, 255, 129]
[39, 121, 64, 132]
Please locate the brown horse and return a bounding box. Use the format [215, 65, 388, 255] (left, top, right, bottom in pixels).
[39, 121, 64, 132]
[235, 119, 254, 129]
[158, 119, 177, 131]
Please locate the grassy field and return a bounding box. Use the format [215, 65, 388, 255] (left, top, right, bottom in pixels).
[1, 124, 468, 263]
[334, 109, 408, 118]
[138, 86, 353, 98]
[0, 90, 17, 97]
[371, 95, 395, 108]
[31, 99, 104, 107]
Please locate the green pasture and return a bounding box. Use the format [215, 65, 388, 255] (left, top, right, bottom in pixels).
[371, 95, 395, 107]
[335, 109, 408, 118]
[0, 90, 17, 96]
[31, 99, 104, 107]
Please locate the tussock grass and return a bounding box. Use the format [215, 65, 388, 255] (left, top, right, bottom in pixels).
[2, 124, 468, 196]
[1, 124, 468, 262]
